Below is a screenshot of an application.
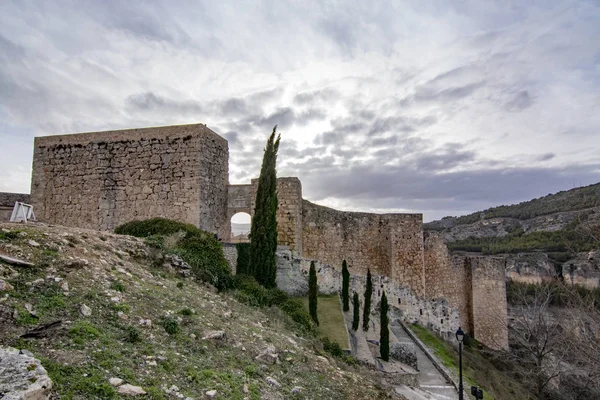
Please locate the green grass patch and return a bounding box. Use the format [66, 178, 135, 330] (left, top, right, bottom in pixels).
[301, 295, 348, 348]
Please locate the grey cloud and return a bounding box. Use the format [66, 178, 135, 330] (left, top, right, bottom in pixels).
[0, 34, 25, 61]
[223, 131, 240, 146]
[299, 163, 600, 221]
[293, 88, 340, 105]
[505, 90, 534, 112]
[537, 152, 555, 161]
[415, 148, 476, 171]
[314, 130, 347, 147]
[257, 107, 295, 129]
[368, 115, 437, 137]
[125, 92, 202, 114]
[371, 136, 398, 147]
[318, 18, 356, 54]
[412, 82, 485, 104]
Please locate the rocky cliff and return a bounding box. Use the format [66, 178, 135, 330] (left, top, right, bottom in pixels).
[425, 183, 600, 288]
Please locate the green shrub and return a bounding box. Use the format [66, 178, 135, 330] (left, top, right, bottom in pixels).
[115, 218, 233, 291]
[144, 234, 164, 249]
[178, 308, 194, 316]
[0, 230, 20, 240]
[110, 280, 125, 292]
[161, 316, 180, 335]
[322, 337, 344, 358]
[124, 326, 142, 343]
[69, 320, 102, 343]
[231, 276, 314, 332]
[115, 218, 197, 237]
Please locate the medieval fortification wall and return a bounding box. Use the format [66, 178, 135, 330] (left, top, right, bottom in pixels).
[31, 124, 230, 238]
[25, 123, 508, 350]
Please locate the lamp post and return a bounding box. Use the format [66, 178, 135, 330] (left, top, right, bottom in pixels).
[456, 327, 465, 400]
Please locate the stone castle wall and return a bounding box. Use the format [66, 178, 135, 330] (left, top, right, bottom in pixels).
[31, 124, 229, 235]
[470, 256, 509, 350]
[424, 233, 508, 349]
[23, 123, 509, 351]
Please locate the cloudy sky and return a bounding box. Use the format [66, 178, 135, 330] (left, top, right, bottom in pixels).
[1, 0, 599, 222]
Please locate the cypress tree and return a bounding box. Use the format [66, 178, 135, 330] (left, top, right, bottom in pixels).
[352, 292, 360, 331]
[249, 126, 281, 288]
[362, 269, 373, 331]
[309, 261, 319, 326]
[342, 260, 350, 312]
[380, 290, 390, 361]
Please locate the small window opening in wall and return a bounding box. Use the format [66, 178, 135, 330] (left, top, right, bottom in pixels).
[441, 319, 444, 324]
[378, 290, 380, 296]
[419, 309, 423, 316]
[398, 298, 401, 305]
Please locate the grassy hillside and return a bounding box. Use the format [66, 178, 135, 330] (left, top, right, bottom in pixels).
[0, 222, 395, 399]
[427, 182, 600, 229]
[456, 183, 599, 224]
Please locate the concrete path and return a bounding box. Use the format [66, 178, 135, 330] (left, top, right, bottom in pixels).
[391, 322, 457, 400]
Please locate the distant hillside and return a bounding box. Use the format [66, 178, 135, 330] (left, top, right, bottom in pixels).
[426, 182, 600, 231]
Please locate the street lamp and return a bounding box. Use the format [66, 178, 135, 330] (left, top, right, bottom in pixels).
[456, 327, 465, 400]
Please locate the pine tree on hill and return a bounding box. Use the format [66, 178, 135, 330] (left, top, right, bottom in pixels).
[249, 126, 281, 288]
[309, 261, 319, 326]
[363, 269, 373, 331]
[380, 290, 390, 361]
[352, 292, 360, 331]
[342, 260, 350, 312]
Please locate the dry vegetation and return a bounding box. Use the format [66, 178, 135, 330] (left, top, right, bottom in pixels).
[0, 222, 399, 399]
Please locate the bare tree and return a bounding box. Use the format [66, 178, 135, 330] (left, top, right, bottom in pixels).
[507, 283, 568, 399]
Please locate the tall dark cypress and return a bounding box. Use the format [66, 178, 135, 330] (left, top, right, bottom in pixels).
[249, 126, 281, 288]
[309, 261, 319, 326]
[352, 292, 360, 331]
[362, 269, 373, 331]
[380, 290, 390, 361]
[342, 260, 350, 312]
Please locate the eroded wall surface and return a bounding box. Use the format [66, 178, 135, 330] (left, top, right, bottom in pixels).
[470, 256, 509, 350]
[31, 124, 229, 235]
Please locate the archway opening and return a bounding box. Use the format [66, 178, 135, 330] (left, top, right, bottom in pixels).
[230, 212, 251, 243]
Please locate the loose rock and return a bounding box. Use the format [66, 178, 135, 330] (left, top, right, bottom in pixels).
[0, 346, 53, 400]
[255, 345, 279, 365]
[206, 389, 217, 398]
[266, 376, 280, 388]
[118, 384, 146, 396]
[109, 377, 124, 387]
[80, 304, 92, 317]
[0, 279, 14, 291]
[202, 330, 226, 341]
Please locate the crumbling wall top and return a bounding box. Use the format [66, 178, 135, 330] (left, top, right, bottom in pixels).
[34, 123, 225, 147]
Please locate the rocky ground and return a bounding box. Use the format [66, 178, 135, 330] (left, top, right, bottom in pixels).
[0, 222, 402, 399]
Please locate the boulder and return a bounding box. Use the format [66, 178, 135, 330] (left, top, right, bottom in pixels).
[117, 384, 146, 396]
[255, 345, 279, 365]
[202, 330, 226, 341]
[390, 342, 418, 370]
[0, 346, 52, 400]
